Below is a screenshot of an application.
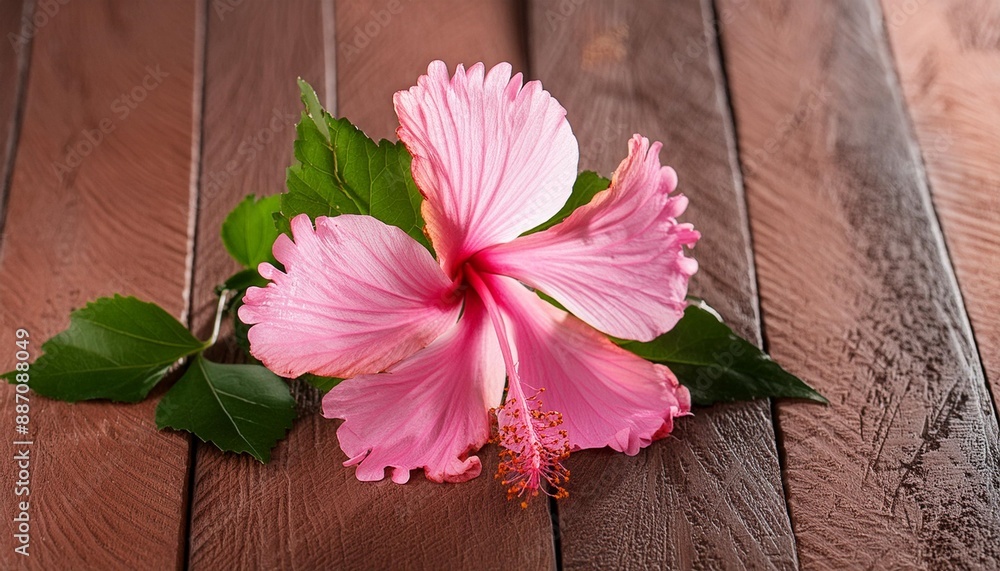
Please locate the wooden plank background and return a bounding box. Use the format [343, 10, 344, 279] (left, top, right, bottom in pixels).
[188, 2, 556, 570]
[529, 1, 796, 569]
[0, 0, 29, 231]
[718, 0, 1000, 568]
[1, 0, 998, 569]
[186, 2, 329, 569]
[881, 0, 1000, 410]
[0, 1, 200, 568]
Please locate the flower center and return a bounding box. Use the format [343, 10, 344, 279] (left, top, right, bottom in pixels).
[494, 388, 570, 507]
[464, 264, 570, 507]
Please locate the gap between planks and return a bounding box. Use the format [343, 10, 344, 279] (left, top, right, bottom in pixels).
[0, 0, 34, 244]
[715, 0, 1000, 567]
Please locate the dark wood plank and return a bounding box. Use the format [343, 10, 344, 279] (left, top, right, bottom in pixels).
[881, 0, 1000, 410]
[186, 2, 329, 569]
[0, 0, 29, 230]
[529, 1, 797, 568]
[717, 0, 1000, 568]
[0, 1, 200, 568]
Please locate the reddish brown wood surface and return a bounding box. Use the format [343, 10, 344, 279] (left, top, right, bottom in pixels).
[881, 0, 1000, 410]
[332, 0, 555, 569]
[529, 1, 797, 568]
[188, 2, 553, 569]
[336, 0, 527, 142]
[186, 2, 328, 569]
[331, 2, 554, 567]
[717, 0, 1000, 568]
[0, 1, 200, 568]
[0, 0, 29, 229]
[4, 1, 1000, 568]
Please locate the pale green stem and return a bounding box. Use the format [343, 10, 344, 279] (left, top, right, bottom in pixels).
[208, 289, 231, 347]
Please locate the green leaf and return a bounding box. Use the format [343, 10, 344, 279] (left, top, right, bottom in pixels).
[617, 303, 827, 406]
[155, 355, 296, 463]
[2, 295, 207, 402]
[301, 373, 342, 393]
[277, 80, 431, 251]
[221, 194, 282, 269]
[215, 268, 269, 298]
[297, 77, 329, 140]
[525, 171, 610, 234]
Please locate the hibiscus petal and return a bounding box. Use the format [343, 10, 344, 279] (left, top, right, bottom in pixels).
[476, 135, 700, 342]
[323, 292, 505, 483]
[486, 274, 691, 455]
[239, 214, 460, 378]
[394, 60, 579, 276]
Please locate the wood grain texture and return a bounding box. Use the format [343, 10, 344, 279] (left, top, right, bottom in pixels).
[880, 0, 1000, 413]
[716, 0, 1000, 568]
[321, 2, 551, 568]
[188, 2, 553, 569]
[530, 1, 797, 568]
[335, 0, 527, 141]
[187, 1, 329, 569]
[0, 1, 200, 568]
[0, 0, 29, 231]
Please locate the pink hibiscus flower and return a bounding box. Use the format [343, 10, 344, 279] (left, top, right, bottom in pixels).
[239, 61, 699, 504]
